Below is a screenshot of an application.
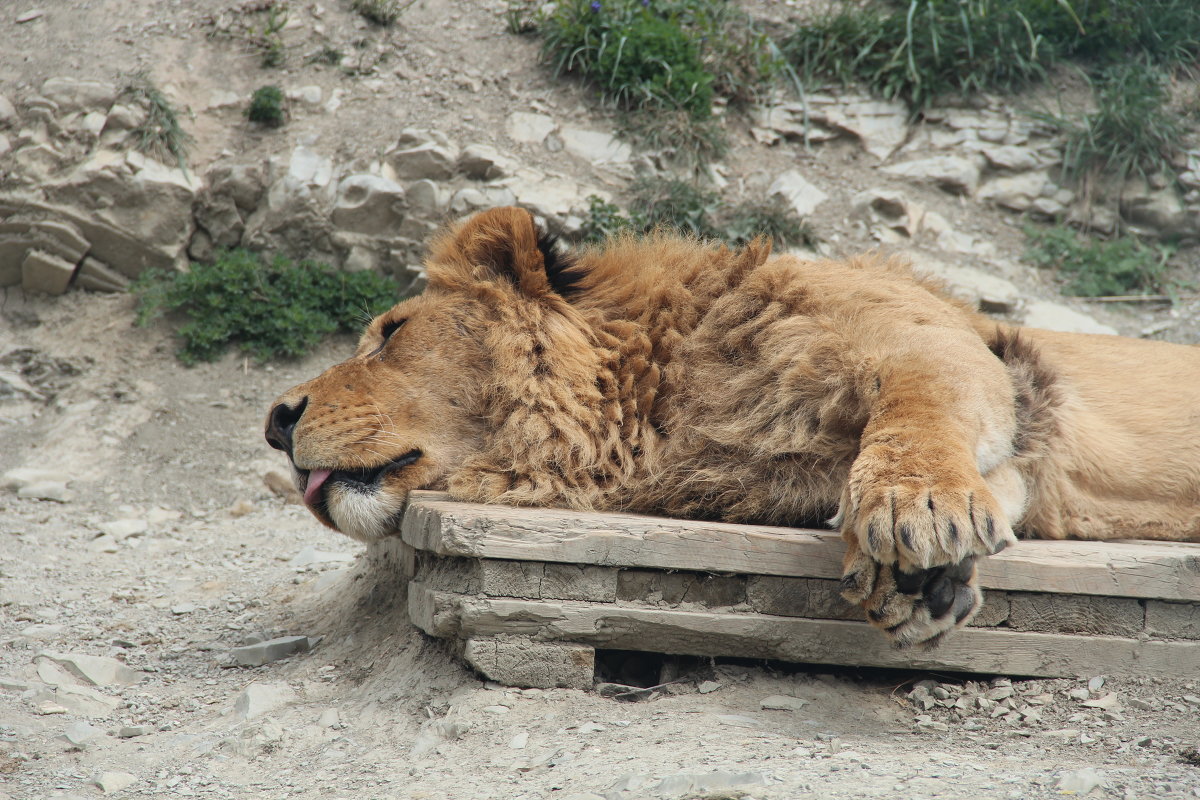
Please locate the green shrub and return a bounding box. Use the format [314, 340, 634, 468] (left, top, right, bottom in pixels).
[247, 85, 286, 127]
[720, 200, 816, 250]
[1024, 225, 1171, 297]
[134, 250, 402, 365]
[541, 0, 714, 119]
[1052, 60, 1185, 185]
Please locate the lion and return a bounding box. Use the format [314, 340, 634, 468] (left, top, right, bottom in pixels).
[265, 206, 1200, 648]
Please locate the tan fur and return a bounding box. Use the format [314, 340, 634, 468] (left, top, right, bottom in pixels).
[267, 207, 1200, 646]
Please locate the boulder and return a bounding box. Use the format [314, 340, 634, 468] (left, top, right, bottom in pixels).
[1023, 300, 1117, 335]
[193, 193, 244, 249]
[40, 78, 117, 114]
[977, 171, 1051, 212]
[883, 156, 982, 195]
[458, 144, 513, 181]
[21, 250, 75, 295]
[769, 169, 828, 217]
[559, 127, 632, 166]
[505, 111, 556, 145]
[387, 142, 458, 181]
[330, 174, 406, 237]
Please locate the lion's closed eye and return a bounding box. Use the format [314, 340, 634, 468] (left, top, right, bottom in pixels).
[370, 318, 406, 357]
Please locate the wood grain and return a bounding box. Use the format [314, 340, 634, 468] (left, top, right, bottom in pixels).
[400, 492, 1200, 601]
[407, 582, 1200, 679]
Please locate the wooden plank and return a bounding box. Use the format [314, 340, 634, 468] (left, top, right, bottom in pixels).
[407, 583, 1200, 680]
[400, 492, 1200, 601]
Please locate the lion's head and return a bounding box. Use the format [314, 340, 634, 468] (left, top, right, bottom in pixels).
[265, 206, 607, 541]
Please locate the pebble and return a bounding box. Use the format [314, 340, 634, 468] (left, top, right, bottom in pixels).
[15, 9, 45, 24]
[318, 708, 340, 728]
[1128, 698, 1153, 711]
[1087, 676, 1105, 692]
[509, 731, 528, 749]
[171, 603, 197, 615]
[35, 700, 67, 715]
[231, 635, 312, 666]
[94, 771, 137, 794]
[1067, 687, 1090, 701]
[696, 680, 721, 694]
[1183, 695, 1200, 706]
[577, 722, 605, 734]
[482, 705, 510, 714]
[1082, 694, 1121, 711]
[98, 519, 147, 540]
[17, 481, 70, 501]
[117, 725, 151, 738]
[761, 694, 810, 711]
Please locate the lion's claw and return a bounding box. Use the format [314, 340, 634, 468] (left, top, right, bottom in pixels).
[842, 557, 982, 648]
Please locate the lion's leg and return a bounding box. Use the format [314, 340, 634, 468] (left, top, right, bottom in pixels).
[837, 329, 1021, 646]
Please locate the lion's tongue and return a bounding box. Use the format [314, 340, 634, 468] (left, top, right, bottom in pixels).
[304, 468, 333, 505]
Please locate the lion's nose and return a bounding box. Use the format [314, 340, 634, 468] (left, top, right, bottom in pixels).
[265, 397, 308, 455]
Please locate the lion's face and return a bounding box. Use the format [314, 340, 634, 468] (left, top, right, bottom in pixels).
[265, 287, 492, 541]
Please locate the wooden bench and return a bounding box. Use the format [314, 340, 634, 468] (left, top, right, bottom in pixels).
[378, 491, 1200, 688]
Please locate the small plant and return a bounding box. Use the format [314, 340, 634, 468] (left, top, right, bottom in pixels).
[259, 4, 289, 67]
[352, 0, 416, 27]
[617, 110, 727, 170]
[721, 200, 816, 250]
[505, 0, 541, 34]
[580, 184, 814, 250]
[1024, 225, 1172, 297]
[247, 85, 286, 127]
[120, 73, 194, 172]
[306, 45, 344, 66]
[1052, 61, 1185, 187]
[133, 250, 402, 365]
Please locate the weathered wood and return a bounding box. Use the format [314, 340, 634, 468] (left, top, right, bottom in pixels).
[407, 583, 1200, 679]
[1007, 594, 1144, 638]
[1146, 600, 1200, 640]
[461, 636, 594, 690]
[401, 492, 1200, 601]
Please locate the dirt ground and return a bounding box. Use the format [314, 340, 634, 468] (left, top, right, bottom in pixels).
[2, 1, 1200, 799]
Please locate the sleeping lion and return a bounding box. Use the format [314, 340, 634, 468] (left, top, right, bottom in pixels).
[266, 206, 1200, 648]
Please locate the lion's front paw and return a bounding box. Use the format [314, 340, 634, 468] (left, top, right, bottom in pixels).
[840, 454, 1017, 572]
[840, 546, 981, 648]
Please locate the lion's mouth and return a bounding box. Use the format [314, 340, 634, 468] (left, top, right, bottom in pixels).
[299, 449, 423, 510]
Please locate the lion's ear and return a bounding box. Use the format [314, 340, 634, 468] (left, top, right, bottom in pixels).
[427, 207, 581, 299]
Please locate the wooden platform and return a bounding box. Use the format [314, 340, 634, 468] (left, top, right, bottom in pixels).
[385, 491, 1200, 688]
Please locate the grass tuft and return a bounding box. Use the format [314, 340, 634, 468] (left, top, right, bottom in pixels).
[352, 0, 416, 27]
[120, 73, 194, 172]
[133, 250, 402, 365]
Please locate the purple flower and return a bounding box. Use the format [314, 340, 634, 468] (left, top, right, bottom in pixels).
[642, 0, 649, 5]
[590, 0, 601, 10]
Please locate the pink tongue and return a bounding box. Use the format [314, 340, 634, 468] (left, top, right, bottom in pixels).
[304, 468, 333, 505]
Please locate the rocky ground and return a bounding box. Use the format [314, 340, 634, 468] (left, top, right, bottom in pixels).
[2, 1, 1200, 799]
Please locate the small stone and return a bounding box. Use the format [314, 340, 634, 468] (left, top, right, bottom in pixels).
[760, 694, 810, 711]
[36, 700, 67, 715]
[171, 603, 197, 615]
[509, 731, 528, 749]
[769, 169, 828, 217]
[16, 9, 45, 23]
[697, 680, 721, 694]
[117, 725, 151, 738]
[482, 705, 510, 714]
[98, 519, 147, 540]
[1067, 687, 1091, 701]
[1128, 698, 1153, 711]
[234, 682, 297, 720]
[16, 481, 70, 502]
[985, 686, 1014, 701]
[1057, 767, 1106, 795]
[1082, 694, 1121, 711]
[94, 771, 137, 794]
[0, 676, 30, 691]
[62, 721, 103, 747]
[506, 111, 556, 144]
[1087, 676, 1105, 692]
[231, 635, 312, 667]
[1182, 695, 1200, 707]
[577, 721, 605, 733]
[318, 708, 340, 728]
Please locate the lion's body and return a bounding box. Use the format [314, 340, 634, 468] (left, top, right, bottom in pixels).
[267, 207, 1200, 646]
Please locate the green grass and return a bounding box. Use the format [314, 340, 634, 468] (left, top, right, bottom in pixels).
[1024, 225, 1172, 297]
[1050, 60, 1186, 186]
[580, 180, 815, 250]
[247, 85, 286, 127]
[784, 0, 1200, 112]
[120, 73, 194, 172]
[134, 250, 402, 365]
